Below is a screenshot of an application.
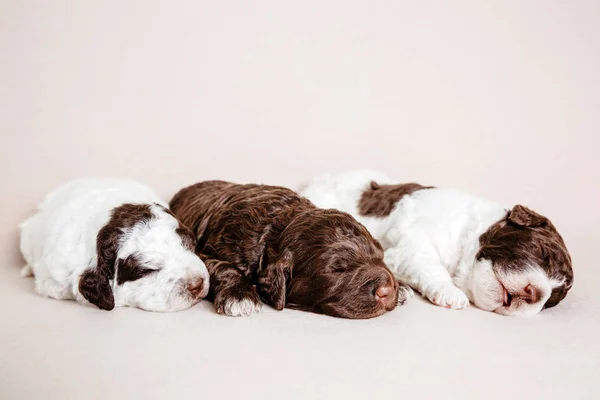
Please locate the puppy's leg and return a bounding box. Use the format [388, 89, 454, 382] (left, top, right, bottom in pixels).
[385, 242, 469, 310]
[203, 257, 262, 317]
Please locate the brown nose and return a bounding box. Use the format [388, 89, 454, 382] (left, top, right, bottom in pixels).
[375, 285, 394, 307]
[522, 284, 539, 304]
[187, 278, 205, 299]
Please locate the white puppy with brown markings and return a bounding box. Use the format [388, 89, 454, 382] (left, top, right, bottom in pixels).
[301, 170, 573, 316]
[20, 178, 209, 312]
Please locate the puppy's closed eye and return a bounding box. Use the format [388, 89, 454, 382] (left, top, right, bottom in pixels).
[116, 255, 159, 284]
[329, 263, 349, 273]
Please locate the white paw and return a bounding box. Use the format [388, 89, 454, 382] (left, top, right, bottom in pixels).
[223, 298, 262, 317]
[398, 283, 414, 305]
[426, 283, 469, 310]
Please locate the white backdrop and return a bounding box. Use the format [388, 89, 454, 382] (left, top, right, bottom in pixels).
[1, 2, 599, 399]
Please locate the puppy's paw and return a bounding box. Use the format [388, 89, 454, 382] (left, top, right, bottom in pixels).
[214, 287, 262, 317]
[223, 297, 262, 317]
[425, 283, 469, 310]
[397, 282, 414, 306]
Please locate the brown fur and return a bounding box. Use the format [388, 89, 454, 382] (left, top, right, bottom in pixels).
[170, 181, 401, 319]
[478, 205, 573, 309]
[359, 181, 433, 217]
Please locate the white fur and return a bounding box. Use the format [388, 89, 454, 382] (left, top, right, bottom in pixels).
[20, 178, 209, 312]
[223, 299, 263, 317]
[397, 284, 414, 305]
[302, 170, 555, 316]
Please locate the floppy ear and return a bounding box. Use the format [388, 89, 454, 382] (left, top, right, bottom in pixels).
[507, 205, 547, 227]
[82, 220, 121, 311]
[78, 269, 115, 310]
[257, 250, 292, 311]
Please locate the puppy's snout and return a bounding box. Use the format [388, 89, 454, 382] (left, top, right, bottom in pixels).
[375, 284, 394, 307]
[187, 278, 205, 299]
[522, 284, 539, 304]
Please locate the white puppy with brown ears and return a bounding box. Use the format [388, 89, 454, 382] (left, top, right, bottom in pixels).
[301, 170, 573, 316]
[20, 178, 209, 312]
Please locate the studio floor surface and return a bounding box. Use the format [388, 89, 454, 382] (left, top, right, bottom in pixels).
[1, 238, 598, 400]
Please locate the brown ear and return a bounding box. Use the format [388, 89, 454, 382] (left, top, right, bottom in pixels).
[79, 269, 115, 310]
[369, 181, 381, 190]
[257, 250, 292, 311]
[507, 205, 548, 227]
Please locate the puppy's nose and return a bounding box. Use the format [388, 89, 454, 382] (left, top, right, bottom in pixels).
[187, 278, 205, 299]
[375, 285, 394, 306]
[522, 284, 539, 304]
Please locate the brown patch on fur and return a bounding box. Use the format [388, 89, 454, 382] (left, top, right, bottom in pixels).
[79, 204, 156, 310]
[359, 181, 433, 217]
[477, 205, 573, 309]
[116, 254, 156, 285]
[170, 181, 399, 319]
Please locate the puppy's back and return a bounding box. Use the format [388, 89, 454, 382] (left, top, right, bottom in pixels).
[169, 180, 236, 232]
[39, 178, 165, 211]
[170, 180, 300, 226]
[170, 181, 313, 252]
[301, 170, 398, 212]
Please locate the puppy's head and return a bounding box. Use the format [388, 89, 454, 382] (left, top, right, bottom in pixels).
[79, 204, 209, 312]
[469, 205, 573, 316]
[257, 209, 399, 319]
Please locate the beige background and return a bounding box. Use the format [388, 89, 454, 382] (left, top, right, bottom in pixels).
[1, 1, 599, 399]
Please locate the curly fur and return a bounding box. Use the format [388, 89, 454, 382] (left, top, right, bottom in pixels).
[170, 180, 409, 319]
[20, 178, 209, 312]
[301, 170, 573, 316]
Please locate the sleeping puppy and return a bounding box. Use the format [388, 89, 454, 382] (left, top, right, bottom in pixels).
[301, 170, 573, 316]
[20, 178, 209, 312]
[169, 180, 411, 318]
